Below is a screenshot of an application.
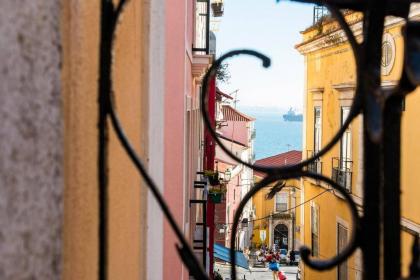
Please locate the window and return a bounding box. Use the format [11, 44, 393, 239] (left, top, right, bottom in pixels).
[338, 223, 348, 280]
[340, 107, 352, 168]
[311, 203, 319, 257]
[314, 107, 322, 154]
[276, 192, 288, 212]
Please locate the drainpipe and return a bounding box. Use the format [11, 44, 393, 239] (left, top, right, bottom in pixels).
[205, 77, 216, 278]
[292, 213, 295, 251]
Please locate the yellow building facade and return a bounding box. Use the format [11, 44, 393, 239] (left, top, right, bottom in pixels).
[252, 177, 302, 251]
[297, 6, 420, 280]
[251, 151, 303, 252]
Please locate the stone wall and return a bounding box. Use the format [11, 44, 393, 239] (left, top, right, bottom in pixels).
[0, 0, 63, 279]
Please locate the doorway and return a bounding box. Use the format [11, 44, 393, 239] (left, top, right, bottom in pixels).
[274, 224, 289, 250]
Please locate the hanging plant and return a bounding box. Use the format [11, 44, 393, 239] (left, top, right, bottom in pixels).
[208, 183, 226, 204]
[204, 170, 221, 186]
[208, 192, 222, 203]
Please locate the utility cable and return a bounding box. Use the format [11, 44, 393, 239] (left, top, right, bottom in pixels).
[217, 188, 331, 226]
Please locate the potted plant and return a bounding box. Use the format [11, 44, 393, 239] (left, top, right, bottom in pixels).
[208, 183, 226, 203]
[211, 0, 224, 17]
[204, 170, 220, 186]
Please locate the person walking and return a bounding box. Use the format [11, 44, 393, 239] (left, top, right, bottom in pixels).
[289, 250, 296, 265]
[268, 255, 279, 280]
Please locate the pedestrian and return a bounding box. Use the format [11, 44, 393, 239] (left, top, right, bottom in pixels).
[289, 250, 296, 265]
[268, 256, 279, 280]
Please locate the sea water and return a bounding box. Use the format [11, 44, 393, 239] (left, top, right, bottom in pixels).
[241, 108, 303, 160]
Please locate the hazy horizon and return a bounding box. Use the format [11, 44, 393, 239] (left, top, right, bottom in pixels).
[214, 1, 314, 110]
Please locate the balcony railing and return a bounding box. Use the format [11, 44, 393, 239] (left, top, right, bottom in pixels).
[306, 150, 323, 174]
[331, 157, 353, 192]
[193, 0, 210, 54]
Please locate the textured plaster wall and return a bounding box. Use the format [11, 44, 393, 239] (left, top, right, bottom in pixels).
[61, 1, 100, 279]
[164, 0, 187, 279]
[62, 0, 148, 279]
[0, 0, 63, 279]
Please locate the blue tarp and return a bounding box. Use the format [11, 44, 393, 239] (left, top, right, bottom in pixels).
[214, 243, 249, 269]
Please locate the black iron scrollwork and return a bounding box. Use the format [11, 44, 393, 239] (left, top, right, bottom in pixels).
[97, 0, 420, 279]
[98, 1, 208, 279]
[199, 1, 419, 280]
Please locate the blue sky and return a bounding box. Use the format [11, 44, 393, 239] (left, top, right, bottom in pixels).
[214, 1, 314, 110]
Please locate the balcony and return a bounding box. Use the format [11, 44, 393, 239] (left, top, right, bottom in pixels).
[331, 157, 353, 192]
[306, 150, 322, 174]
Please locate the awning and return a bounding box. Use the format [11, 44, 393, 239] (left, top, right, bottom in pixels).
[214, 243, 249, 269]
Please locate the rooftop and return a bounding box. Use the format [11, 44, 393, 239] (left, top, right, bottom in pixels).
[221, 105, 255, 122]
[254, 150, 302, 178]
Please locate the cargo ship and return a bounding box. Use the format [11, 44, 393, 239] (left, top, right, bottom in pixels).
[283, 108, 303, 122]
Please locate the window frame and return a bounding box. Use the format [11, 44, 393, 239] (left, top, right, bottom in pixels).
[310, 203, 320, 257]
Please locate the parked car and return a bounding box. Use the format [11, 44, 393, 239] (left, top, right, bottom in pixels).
[288, 250, 300, 265]
[279, 249, 288, 264]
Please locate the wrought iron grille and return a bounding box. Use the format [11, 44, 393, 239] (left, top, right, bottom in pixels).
[97, 0, 420, 279]
[331, 157, 353, 192]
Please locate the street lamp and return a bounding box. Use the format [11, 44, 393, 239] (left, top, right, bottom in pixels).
[224, 169, 231, 182]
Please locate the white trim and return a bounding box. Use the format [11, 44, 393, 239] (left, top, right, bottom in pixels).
[147, 1, 165, 279]
[402, 217, 420, 235]
[310, 87, 324, 102]
[336, 216, 349, 229]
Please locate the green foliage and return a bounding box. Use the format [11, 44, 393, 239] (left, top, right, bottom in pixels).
[216, 62, 231, 85]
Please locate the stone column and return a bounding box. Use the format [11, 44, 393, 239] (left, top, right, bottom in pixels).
[0, 1, 63, 279]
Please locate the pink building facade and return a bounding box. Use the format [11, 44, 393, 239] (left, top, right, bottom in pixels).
[215, 92, 255, 251]
[162, 0, 222, 278]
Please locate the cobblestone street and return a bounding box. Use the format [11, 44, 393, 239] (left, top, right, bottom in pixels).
[214, 263, 298, 280]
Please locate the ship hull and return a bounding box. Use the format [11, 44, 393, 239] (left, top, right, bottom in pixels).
[283, 115, 303, 122]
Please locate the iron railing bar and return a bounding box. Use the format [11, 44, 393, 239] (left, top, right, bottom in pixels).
[360, 1, 387, 279]
[203, 199, 207, 268]
[383, 95, 403, 280]
[98, 1, 114, 279]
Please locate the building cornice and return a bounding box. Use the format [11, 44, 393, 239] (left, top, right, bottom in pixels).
[310, 87, 324, 101]
[332, 82, 356, 91]
[192, 54, 213, 80]
[296, 4, 420, 55]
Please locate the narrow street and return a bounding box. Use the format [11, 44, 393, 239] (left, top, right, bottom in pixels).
[215, 263, 298, 280]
